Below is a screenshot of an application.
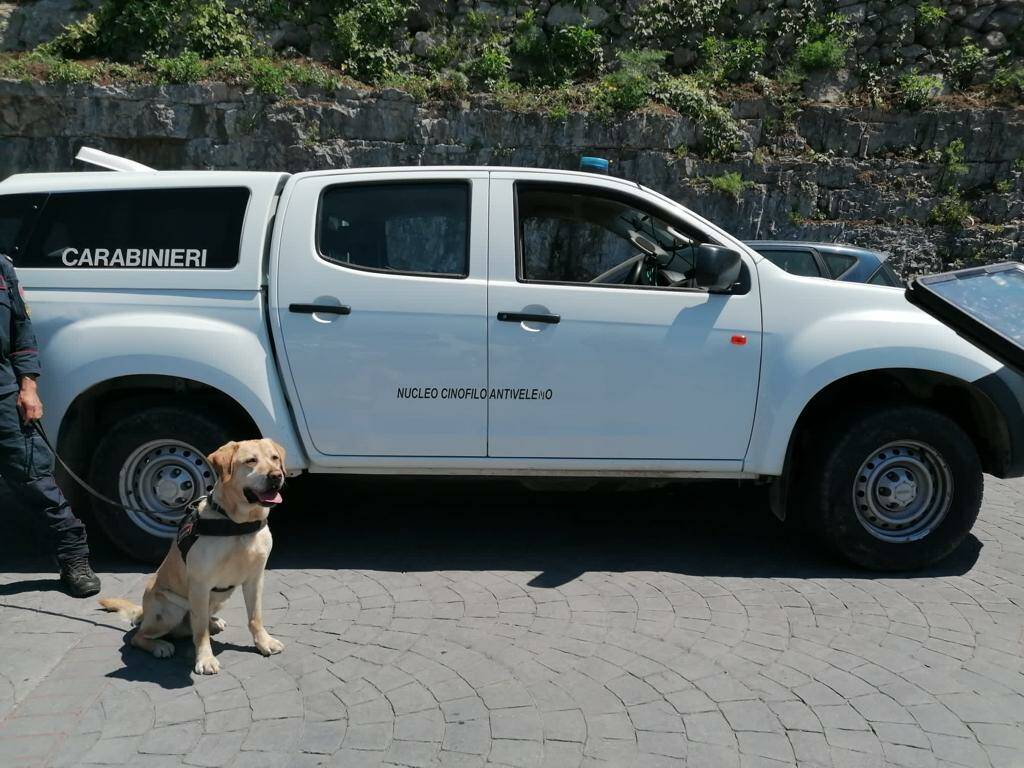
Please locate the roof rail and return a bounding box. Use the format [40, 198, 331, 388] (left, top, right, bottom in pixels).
[75, 146, 156, 172]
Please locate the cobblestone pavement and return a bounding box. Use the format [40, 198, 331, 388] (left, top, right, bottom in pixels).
[0, 476, 1022, 768]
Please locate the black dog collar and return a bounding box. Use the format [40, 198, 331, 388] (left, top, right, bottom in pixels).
[176, 496, 267, 563]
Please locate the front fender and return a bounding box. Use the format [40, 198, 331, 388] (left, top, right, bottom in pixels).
[37, 307, 307, 472]
[743, 296, 1003, 476]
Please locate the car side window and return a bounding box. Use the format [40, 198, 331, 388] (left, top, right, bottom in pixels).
[0, 194, 46, 262]
[318, 182, 469, 278]
[761, 249, 821, 277]
[18, 188, 250, 269]
[516, 183, 701, 287]
[868, 263, 900, 286]
[822, 252, 857, 278]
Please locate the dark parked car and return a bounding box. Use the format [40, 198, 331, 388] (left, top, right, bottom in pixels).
[746, 241, 901, 286]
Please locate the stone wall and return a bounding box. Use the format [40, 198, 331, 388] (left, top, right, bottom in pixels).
[0, 79, 1021, 275]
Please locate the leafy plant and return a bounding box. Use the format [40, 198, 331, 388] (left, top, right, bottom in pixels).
[992, 65, 1024, 99]
[937, 138, 968, 189]
[895, 73, 942, 110]
[917, 4, 946, 29]
[995, 178, 1012, 193]
[705, 171, 752, 201]
[466, 36, 511, 90]
[929, 192, 970, 227]
[658, 74, 742, 159]
[145, 50, 205, 84]
[795, 21, 849, 72]
[46, 57, 94, 83]
[329, 0, 413, 83]
[594, 49, 663, 113]
[48, 0, 253, 61]
[547, 25, 603, 83]
[947, 41, 985, 89]
[632, 0, 730, 46]
[698, 36, 765, 84]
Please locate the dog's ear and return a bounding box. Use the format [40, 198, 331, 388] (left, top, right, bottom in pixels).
[269, 439, 286, 473]
[207, 441, 238, 483]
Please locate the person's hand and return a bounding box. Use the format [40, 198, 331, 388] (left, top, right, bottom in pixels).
[17, 377, 43, 424]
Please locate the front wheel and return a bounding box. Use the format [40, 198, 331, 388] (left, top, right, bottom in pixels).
[89, 406, 242, 562]
[800, 406, 982, 571]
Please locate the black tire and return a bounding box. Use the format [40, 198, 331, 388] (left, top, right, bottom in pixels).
[798, 405, 982, 571]
[89, 406, 242, 562]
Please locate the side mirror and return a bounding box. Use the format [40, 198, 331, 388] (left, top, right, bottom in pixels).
[694, 244, 742, 293]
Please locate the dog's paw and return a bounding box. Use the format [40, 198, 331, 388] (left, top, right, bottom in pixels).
[151, 639, 175, 659]
[209, 617, 227, 635]
[256, 635, 285, 656]
[194, 656, 221, 675]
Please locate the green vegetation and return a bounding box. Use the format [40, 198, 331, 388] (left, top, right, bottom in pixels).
[466, 36, 511, 90]
[992, 65, 1024, 100]
[937, 138, 969, 190]
[511, 15, 603, 86]
[929, 192, 971, 227]
[994, 178, 1012, 193]
[594, 49, 663, 113]
[659, 74, 743, 159]
[947, 41, 985, 89]
[895, 73, 942, 110]
[705, 171, 753, 200]
[795, 21, 849, 72]
[917, 4, 946, 29]
[329, 0, 413, 82]
[47, 0, 253, 60]
[698, 37, 765, 84]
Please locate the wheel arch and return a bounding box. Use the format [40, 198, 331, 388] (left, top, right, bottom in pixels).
[768, 368, 1012, 520]
[56, 374, 262, 479]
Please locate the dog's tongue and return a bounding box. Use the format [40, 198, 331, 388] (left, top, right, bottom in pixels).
[257, 490, 283, 505]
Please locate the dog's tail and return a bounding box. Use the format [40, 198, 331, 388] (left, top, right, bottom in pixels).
[98, 597, 143, 625]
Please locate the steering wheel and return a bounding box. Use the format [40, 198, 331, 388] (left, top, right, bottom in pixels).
[628, 254, 647, 285]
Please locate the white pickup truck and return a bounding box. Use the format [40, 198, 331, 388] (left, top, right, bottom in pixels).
[1, 157, 1022, 569]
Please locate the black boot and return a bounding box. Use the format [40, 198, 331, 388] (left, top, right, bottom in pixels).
[59, 557, 101, 598]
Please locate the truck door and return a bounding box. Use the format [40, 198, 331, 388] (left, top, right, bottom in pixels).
[486, 174, 762, 463]
[271, 171, 489, 459]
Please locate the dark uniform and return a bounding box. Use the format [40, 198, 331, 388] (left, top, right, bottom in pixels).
[0, 254, 94, 589]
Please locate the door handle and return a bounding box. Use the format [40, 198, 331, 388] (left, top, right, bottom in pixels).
[289, 303, 351, 316]
[497, 312, 560, 324]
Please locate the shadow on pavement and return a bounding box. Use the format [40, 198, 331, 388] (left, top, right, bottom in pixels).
[264, 476, 983, 584]
[2, 476, 982, 583]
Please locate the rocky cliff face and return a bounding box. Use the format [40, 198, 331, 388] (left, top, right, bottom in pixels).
[0, 79, 1021, 275]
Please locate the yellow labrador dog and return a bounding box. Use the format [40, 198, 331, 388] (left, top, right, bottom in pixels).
[100, 438, 286, 674]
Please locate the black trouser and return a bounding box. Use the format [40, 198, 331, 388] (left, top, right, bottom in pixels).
[0, 390, 89, 564]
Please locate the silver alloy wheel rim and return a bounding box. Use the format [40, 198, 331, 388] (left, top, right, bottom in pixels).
[118, 440, 215, 538]
[852, 440, 953, 543]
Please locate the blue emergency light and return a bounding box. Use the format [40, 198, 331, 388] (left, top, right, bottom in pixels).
[580, 156, 609, 174]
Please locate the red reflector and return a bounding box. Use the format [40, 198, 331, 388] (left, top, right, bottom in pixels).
[731, 334, 747, 346]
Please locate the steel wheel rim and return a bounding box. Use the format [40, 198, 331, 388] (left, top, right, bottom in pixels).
[118, 440, 215, 538]
[852, 440, 953, 543]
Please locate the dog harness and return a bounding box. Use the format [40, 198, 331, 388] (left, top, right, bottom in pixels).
[176, 496, 267, 571]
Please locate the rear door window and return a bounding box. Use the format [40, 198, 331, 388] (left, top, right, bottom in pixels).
[19, 187, 250, 269]
[317, 182, 469, 278]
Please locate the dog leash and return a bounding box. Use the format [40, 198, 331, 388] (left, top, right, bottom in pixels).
[32, 420, 189, 517]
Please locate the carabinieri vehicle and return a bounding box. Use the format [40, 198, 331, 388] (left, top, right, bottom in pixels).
[1, 149, 1022, 569]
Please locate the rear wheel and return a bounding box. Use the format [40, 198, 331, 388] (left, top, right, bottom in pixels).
[89, 406, 243, 562]
[799, 406, 982, 570]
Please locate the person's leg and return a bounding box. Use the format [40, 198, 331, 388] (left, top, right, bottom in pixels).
[0, 391, 98, 596]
